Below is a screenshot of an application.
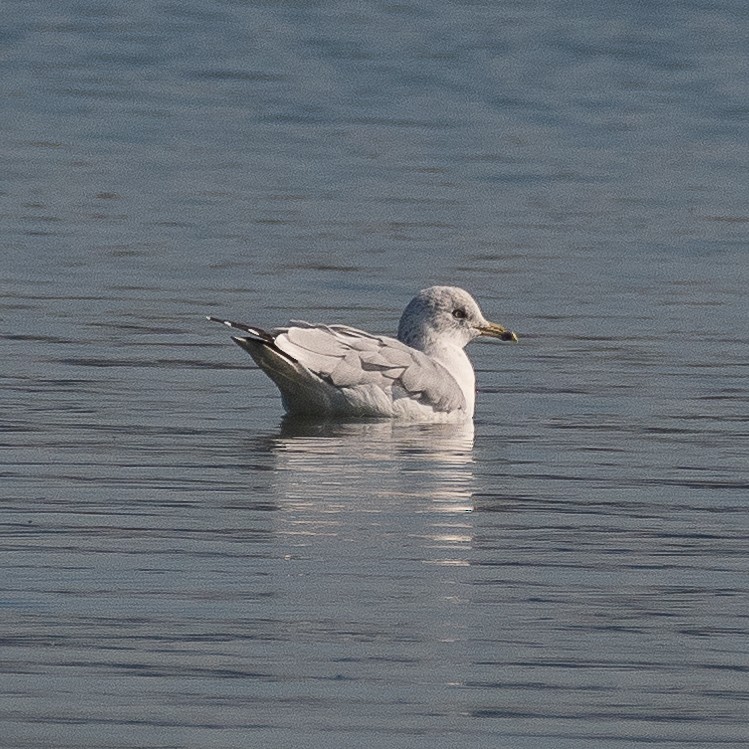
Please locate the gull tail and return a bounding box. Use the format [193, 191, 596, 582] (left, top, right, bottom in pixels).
[206, 315, 295, 364]
[206, 315, 338, 415]
[205, 316, 273, 343]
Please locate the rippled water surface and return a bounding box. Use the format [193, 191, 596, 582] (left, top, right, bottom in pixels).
[2, 1, 748, 747]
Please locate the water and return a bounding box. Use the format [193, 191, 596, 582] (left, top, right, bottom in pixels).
[2, 1, 748, 747]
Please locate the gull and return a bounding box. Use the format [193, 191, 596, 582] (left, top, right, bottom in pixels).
[207, 285, 517, 421]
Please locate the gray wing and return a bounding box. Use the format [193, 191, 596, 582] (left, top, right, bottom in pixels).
[273, 324, 466, 413]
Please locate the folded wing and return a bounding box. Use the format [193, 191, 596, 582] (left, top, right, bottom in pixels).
[273, 324, 466, 414]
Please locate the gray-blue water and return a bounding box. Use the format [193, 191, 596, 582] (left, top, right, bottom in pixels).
[2, 2, 748, 747]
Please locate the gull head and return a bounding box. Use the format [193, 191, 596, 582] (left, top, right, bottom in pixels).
[397, 286, 517, 352]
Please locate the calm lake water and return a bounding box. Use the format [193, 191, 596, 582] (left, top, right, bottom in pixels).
[2, 1, 748, 747]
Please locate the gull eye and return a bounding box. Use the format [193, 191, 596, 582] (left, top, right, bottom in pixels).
[452, 308, 467, 320]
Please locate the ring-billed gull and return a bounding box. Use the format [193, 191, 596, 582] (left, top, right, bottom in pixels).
[207, 286, 517, 421]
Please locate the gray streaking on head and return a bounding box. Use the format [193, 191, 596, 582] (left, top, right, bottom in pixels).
[207, 286, 517, 421]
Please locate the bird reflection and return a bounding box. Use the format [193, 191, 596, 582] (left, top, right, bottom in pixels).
[246, 418, 476, 561]
[275, 416, 474, 502]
